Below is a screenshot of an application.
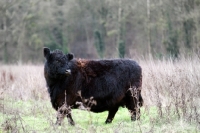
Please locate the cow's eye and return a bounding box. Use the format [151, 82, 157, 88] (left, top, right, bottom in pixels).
[55, 60, 60, 64]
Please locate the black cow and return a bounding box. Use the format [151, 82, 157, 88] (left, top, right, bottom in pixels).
[43, 47, 143, 125]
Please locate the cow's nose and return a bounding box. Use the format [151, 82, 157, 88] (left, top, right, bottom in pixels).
[65, 69, 71, 75]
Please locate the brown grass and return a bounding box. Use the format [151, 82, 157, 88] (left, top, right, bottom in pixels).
[0, 64, 47, 101]
[141, 57, 200, 127]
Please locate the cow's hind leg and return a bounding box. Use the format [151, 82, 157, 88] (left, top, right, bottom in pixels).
[105, 106, 119, 124]
[125, 88, 141, 121]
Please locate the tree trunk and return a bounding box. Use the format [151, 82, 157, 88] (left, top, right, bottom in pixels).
[117, 0, 125, 58]
[147, 0, 151, 57]
[3, 15, 8, 63]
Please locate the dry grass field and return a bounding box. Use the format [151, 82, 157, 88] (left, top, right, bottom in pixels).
[0, 57, 200, 132]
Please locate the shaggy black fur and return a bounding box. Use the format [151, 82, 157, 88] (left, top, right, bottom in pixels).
[43, 47, 143, 125]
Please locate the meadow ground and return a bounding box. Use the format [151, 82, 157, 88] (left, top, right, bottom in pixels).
[0, 57, 200, 132]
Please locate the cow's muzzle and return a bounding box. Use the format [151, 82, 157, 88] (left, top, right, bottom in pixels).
[65, 69, 71, 75]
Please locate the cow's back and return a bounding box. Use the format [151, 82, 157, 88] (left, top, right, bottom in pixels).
[79, 59, 142, 112]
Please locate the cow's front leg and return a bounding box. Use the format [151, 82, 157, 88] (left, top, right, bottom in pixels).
[56, 110, 66, 125]
[66, 113, 75, 126]
[56, 103, 74, 126]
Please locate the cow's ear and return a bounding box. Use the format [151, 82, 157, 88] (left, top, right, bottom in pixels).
[44, 47, 50, 59]
[67, 53, 74, 61]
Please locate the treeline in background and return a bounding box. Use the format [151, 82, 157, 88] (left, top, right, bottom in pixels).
[0, 0, 200, 63]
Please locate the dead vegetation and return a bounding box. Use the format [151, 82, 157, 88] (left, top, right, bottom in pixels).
[0, 65, 47, 101]
[141, 57, 200, 130]
[0, 57, 200, 132]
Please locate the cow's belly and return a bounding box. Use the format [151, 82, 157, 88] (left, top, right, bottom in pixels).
[89, 99, 124, 113]
[90, 104, 109, 113]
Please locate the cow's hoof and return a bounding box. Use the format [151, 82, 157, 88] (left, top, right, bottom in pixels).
[131, 115, 140, 121]
[131, 116, 136, 121]
[69, 121, 75, 126]
[55, 121, 61, 126]
[105, 119, 112, 124]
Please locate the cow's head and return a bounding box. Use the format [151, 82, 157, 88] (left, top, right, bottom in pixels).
[44, 47, 74, 78]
